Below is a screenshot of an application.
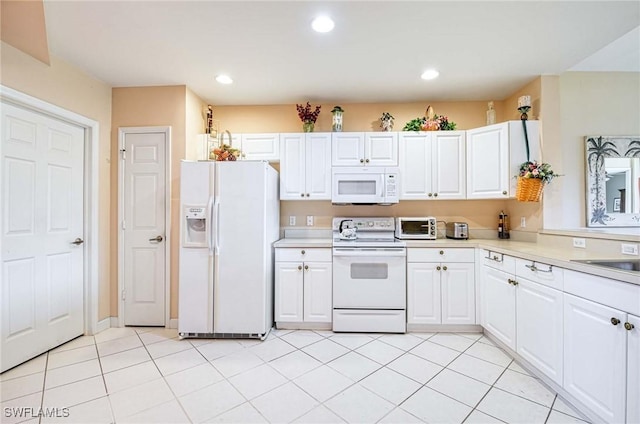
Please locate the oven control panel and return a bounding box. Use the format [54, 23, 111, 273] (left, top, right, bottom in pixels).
[332, 217, 395, 231]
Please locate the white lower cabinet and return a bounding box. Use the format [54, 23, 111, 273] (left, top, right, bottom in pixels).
[407, 248, 475, 325]
[563, 293, 627, 424]
[482, 265, 516, 350]
[275, 248, 332, 326]
[627, 314, 640, 424]
[515, 277, 563, 386]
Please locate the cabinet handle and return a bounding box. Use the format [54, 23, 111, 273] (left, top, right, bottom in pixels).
[624, 322, 635, 331]
[297, 265, 302, 270]
[365, 159, 370, 163]
[439, 250, 444, 255]
[508, 278, 518, 286]
[436, 266, 441, 271]
[304, 265, 309, 270]
[526, 262, 553, 273]
[611, 317, 621, 326]
[502, 191, 507, 195]
[360, 159, 364, 163]
[443, 265, 448, 271]
[485, 253, 503, 263]
[301, 250, 305, 255]
[434, 193, 438, 197]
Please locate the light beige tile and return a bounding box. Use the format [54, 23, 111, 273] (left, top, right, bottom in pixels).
[329, 334, 375, 350]
[476, 388, 550, 424]
[94, 327, 137, 344]
[120, 399, 189, 424]
[96, 334, 142, 357]
[553, 396, 587, 420]
[465, 343, 512, 367]
[47, 345, 97, 370]
[410, 340, 460, 366]
[164, 362, 224, 397]
[228, 364, 287, 400]
[377, 333, 424, 351]
[137, 328, 179, 345]
[459, 333, 484, 341]
[463, 409, 505, 423]
[429, 333, 476, 352]
[145, 338, 192, 359]
[154, 348, 206, 376]
[266, 350, 320, 380]
[280, 330, 324, 348]
[378, 408, 424, 424]
[546, 410, 589, 423]
[324, 384, 394, 423]
[401, 386, 472, 424]
[210, 349, 263, 378]
[179, 380, 245, 423]
[387, 353, 443, 384]
[248, 337, 295, 362]
[447, 353, 507, 385]
[293, 365, 353, 402]
[293, 405, 346, 424]
[49, 336, 95, 354]
[327, 351, 381, 382]
[360, 367, 421, 405]
[196, 339, 245, 361]
[355, 340, 404, 365]
[426, 369, 491, 407]
[508, 360, 533, 376]
[109, 378, 174, 421]
[42, 375, 106, 409]
[99, 347, 150, 374]
[301, 338, 349, 363]
[0, 391, 43, 424]
[0, 371, 44, 401]
[0, 354, 47, 382]
[494, 369, 555, 407]
[41, 396, 113, 424]
[205, 402, 268, 423]
[44, 359, 101, 389]
[251, 382, 319, 423]
[103, 361, 162, 394]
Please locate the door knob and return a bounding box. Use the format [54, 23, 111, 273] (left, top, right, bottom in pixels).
[71, 238, 84, 245]
[149, 235, 164, 242]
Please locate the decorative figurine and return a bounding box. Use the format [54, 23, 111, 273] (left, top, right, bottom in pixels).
[331, 106, 344, 132]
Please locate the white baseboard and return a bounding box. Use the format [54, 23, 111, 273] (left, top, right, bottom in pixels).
[167, 319, 178, 329]
[95, 317, 111, 333]
[110, 317, 119, 328]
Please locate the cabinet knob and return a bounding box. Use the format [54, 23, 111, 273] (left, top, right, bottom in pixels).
[297, 265, 302, 270]
[434, 193, 438, 197]
[502, 191, 507, 195]
[428, 193, 433, 197]
[301, 250, 305, 255]
[436, 266, 441, 271]
[306, 193, 310, 197]
[611, 317, 621, 326]
[360, 159, 364, 163]
[443, 265, 448, 271]
[624, 322, 635, 331]
[304, 265, 309, 270]
[439, 250, 444, 255]
[300, 193, 305, 197]
[365, 159, 370, 163]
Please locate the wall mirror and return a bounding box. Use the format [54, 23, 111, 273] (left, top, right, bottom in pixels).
[586, 136, 640, 227]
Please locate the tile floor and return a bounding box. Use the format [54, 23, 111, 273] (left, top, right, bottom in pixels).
[0, 328, 591, 424]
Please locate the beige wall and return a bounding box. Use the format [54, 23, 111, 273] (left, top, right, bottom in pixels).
[1, 41, 113, 320]
[185, 88, 207, 160]
[545, 72, 640, 229]
[111, 85, 193, 319]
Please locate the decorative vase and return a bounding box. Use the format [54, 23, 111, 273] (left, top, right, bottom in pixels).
[331, 106, 344, 132]
[302, 121, 315, 132]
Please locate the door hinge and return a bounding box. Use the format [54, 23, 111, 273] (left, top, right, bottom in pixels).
[121, 290, 126, 301]
[120, 148, 126, 159]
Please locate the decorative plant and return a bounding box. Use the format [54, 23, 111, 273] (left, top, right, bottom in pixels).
[403, 117, 426, 131]
[296, 102, 321, 123]
[517, 161, 560, 184]
[211, 144, 241, 161]
[402, 108, 457, 131]
[431, 115, 457, 131]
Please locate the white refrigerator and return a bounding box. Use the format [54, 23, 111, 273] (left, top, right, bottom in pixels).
[178, 160, 279, 339]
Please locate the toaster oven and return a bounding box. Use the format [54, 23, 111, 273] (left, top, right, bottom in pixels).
[395, 217, 437, 240]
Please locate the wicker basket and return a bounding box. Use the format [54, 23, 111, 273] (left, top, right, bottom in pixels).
[515, 177, 545, 202]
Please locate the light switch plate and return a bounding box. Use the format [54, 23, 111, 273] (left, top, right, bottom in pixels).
[621, 243, 639, 255]
[289, 216, 296, 226]
[306, 216, 314, 226]
[572, 238, 586, 248]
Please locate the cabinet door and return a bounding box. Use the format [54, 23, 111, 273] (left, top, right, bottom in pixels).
[516, 278, 563, 386]
[303, 262, 332, 323]
[482, 266, 516, 350]
[280, 133, 306, 200]
[407, 263, 441, 324]
[563, 294, 626, 424]
[332, 133, 365, 166]
[466, 124, 509, 199]
[441, 263, 475, 325]
[627, 314, 640, 424]
[240, 133, 280, 161]
[365, 132, 398, 166]
[432, 131, 466, 199]
[399, 133, 432, 199]
[305, 133, 332, 199]
[275, 262, 304, 323]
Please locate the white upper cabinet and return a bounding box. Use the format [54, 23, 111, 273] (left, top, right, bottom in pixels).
[466, 121, 539, 199]
[332, 132, 398, 166]
[239, 133, 280, 161]
[280, 133, 331, 200]
[399, 131, 465, 200]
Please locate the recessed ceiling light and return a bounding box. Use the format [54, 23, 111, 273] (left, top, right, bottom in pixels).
[312, 16, 334, 33]
[421, 69, 440, 80]
[215, 75, 233, 84]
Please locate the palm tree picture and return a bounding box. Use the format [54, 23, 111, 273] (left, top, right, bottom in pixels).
[586, 136, 619, 225]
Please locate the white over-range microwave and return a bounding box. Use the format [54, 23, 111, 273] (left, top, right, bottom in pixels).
[331, 167, 399, 205]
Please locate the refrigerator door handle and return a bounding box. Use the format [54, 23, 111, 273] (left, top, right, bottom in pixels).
[206, 197, 214, 256]
[214, 198, 221, 256]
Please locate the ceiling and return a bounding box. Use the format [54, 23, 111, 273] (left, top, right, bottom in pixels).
[43, 1, 640, 106]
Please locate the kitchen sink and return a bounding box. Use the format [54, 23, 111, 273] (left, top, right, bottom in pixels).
[571, 259, 640, 272]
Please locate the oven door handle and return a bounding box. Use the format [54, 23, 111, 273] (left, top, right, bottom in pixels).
[332, 248, 406, 257]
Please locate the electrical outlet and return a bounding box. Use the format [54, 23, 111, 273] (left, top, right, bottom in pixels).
[572, 238, 586, 248]
[306, 215, 314, 226]
[289, 216, 296, 226]
[520, 217, 526, 228]
[621, 243, 639, 255]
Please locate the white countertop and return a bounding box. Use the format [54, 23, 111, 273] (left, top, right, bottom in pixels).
[274, 237, 639, 285]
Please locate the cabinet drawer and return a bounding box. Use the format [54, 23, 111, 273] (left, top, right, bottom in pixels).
[564, 269, 640, 315]
[276, 248, 331, 262]
[408, 248, 475, 263]
[481, 250, 516, 273]
[515, 258, 564, 290]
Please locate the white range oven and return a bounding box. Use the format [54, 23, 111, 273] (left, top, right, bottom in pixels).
[332, 217, 406, 333]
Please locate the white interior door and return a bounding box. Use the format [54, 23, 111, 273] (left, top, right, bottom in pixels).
[121, 128, 168, 326]
[1, 103, 84, 372]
